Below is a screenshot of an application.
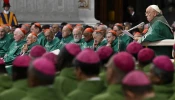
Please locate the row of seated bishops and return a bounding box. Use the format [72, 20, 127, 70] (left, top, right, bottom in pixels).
[0, 21, 136, 66]
[0, 19, 174, 66]
[0, 41, 175, 100]
[0, 4, 174, 100]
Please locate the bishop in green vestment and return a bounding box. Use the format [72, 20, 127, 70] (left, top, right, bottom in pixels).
[31, 23, 47, 46]
[92, 52, 135, 100]
[0, 55, 31, 100]
[44, 29, 60, 52]
[70, 28, 85, 48]
[82, 28, 94, 49]
[113, 24, 132, 50]
[148, 55, 174, 100]
[0, 59, 12, 93]
[93, 30, 107, 51]
[0, 27, 13, 58]
[3, 28, 26, 65]
[58, 24, 73, 49]
[106, 30, 125, 53]
[22, 58, 58, 100]
[54, 43, 81, 100]
[20, 32, 39, 55]
[137, 5, 173, 57]
[65, 49, 105, 100]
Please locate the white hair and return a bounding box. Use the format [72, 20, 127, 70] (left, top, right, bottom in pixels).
[149, 5, 162, 14]
[100, 25, 108, 30]
[14, 28, 24, 36]
[73, 28, 82, 35]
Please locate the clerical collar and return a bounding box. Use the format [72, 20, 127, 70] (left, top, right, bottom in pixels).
[132, 12, 135, 16]
[4, 10, 10, 14]
[87, 77, 100, 81]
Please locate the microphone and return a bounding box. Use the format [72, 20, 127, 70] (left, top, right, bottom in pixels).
[128, 22, 145, 32]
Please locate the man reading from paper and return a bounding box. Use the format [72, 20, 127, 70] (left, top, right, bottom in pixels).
[136, 5, 173, 57]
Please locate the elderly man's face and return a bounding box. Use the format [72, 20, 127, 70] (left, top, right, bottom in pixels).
[97, 26, 106, 37]
[26, 34, 36, 45]
[113, 26, 122, 36]
[14, 30, 23, 42]
[145, 7, 157, 22]
[73, 29, 82, 42]
[52, 24, 59, 33]
[62, 26, 71, 38]
[106, 33, 115, 44]
[45, 31, 54, 42]
[93, 33, 103, 45]
[83, 32, 92, 42]
[31, 25, 39, 34]
[0, 28, 5, 39]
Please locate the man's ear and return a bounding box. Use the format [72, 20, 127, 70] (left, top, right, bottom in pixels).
[153, 11, 158, 17]
[112, 36, 116, 41]
[37, 28, 40, 33]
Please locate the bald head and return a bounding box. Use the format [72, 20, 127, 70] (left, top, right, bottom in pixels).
[97, 25, 107, 37]
[45, 29, 54, 42]
[14, 28, 25, 42]
[26, 34, 37, 45]
[93, 31, 104, 46]
[62, 25, 72, 38]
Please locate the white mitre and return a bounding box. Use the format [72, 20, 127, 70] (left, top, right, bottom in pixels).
[150, 5, 162, 14]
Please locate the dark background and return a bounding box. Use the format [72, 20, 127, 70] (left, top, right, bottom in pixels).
[95, 0, 175, 25]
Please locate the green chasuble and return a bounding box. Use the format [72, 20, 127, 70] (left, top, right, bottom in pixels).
[147, 84, 174, 100]
[65, 78, 105, 100]
[119, 33, 132, 50]
[0, 34, 13, 57]
[92, 84, 124, 100]
[95, 39, 107, 51]
[0, 79, 28, 100]
[99, 68, 107, 88]
[45, 38, 60, 52]
[82, 39, 94, 50]
[21, 86, 58, 100]
[3, 39, 26, 65]
[37, 32, 47, 46]
[70, 39, 85, 49]
[135, 63, 151, 73]
[57, 35, 73, 49]
[138, 14, 173, 57]
[7, 33, 14, 40]
[24, 41, 39, 55]
[0, 74, 12, 93]
[54, 67, 78, 100]
[111, 37, 125, 53]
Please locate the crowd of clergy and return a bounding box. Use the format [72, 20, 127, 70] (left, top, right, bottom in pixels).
[0, 4, 175, 100]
